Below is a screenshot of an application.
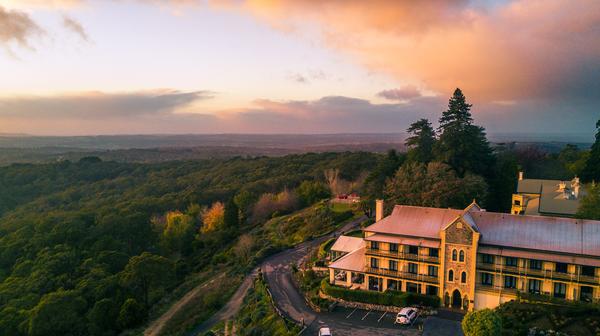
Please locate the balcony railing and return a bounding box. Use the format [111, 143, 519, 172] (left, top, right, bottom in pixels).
[366, 248, 440, 264]
[365, 267, 439, 284]
[477, 263, 600, 284]
[476, 284, 518, 295]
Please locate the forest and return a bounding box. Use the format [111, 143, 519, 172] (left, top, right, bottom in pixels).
[0, 90, 599, 336]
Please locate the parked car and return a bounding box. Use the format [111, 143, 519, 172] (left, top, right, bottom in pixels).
[395, 307, 418, 325]
[318, 327, 332, 336]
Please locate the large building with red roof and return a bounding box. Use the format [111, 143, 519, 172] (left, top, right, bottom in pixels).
[328, 200, 600, 310]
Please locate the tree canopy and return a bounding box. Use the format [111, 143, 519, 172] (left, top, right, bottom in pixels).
[462, 308, 502, 336]
[581, 118, 600, 183]
[405, 118, 436, 163]
[435, 88, 494, 177]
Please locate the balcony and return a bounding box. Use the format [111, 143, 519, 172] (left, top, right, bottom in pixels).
[365, 267, 439, 284]
[366, 248, 440, 264]
[476, 284, 518, 296]
[476, 263, 600, 285]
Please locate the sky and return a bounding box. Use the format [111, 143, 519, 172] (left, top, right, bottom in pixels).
[0, 0, 598, 138]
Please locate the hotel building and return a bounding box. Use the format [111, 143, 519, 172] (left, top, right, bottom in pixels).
[328, 200, 600, 311]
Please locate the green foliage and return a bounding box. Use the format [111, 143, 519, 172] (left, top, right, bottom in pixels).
[117, 298, 146, 329]
[161, 211, 196, 254]
[28, 289, 88, 336]
[224, 198, 240, 229]
[88, 298, 119, 335]
[496, 299, 600, 336]
[384, 162, 488, 209]
[581, 118, 600, 183]
[234, 278, 299, 336]
[406, 118, 436, 163]
[485, 151, 519, 212]
[321, 279, 440, 307]
[576, 183, 600, 220]
[363, 149, 404, 201]
[120, 252, 175, 307]
[296, 180, 331, 206]
[462, 308, 502, 336]
[435, 88, 494, 177]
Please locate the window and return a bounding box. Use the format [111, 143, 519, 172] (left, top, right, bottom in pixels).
[371, 241, 379, 250]
[448, 270, 454, 282]
[428, 265, 438, 277]
[387, 279, 399, 291]
[351, 273, 364, 284]
[389, 243, 398, 252]
[481, 254, 495, 264]
[581, 286, 594, 302]
[459, 250, 465, 262]
[389, 260, 398, 271]
[504, 275, 517, 289]
[408, 263, 418, 274]
[481, 273, 493, 286]
[426, 285, 438, 296]
[555, 263, 568, 273]
[554, 282, 566, 299]
[461, 271, 467, 283]
[406, 282, 419, 293]
[452, 249, 458, 261]
[528, 279, 541, 294]
[529, 259, 542, 270]
[505, 257, 518, 267]
[515, 199, 521, 206]
[429, 248, 439, 258]
[581, 266, 596, 277]
[370, 257, 379, 269]
[368, 276, 381, 291]
[408, 245, 418, 255]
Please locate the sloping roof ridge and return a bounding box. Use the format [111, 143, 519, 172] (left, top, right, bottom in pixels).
[329, 246, 365, 268]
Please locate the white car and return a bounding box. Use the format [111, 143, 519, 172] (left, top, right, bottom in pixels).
[318, 327, 332, 336]
[395, 307, 418, 325]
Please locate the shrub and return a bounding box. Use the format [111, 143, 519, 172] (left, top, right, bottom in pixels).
[462, 308, 502, 336]
[320, 279, 439, 307]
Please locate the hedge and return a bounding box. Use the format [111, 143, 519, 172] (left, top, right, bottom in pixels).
[321, 279, 440, 307]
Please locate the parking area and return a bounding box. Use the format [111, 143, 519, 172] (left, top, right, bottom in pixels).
[310, 307, 423, 335]
[308, 306, 463, 336]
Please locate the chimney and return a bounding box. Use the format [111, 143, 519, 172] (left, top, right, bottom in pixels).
[518, 171, 524, 181]
[375, 199, 384, 222]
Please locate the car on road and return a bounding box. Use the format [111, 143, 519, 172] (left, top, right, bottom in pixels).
[318, 327, 332, 336]
[395, 307, 418, 325]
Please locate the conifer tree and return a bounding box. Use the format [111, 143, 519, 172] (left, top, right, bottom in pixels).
[581, 118, 600, 183]
[406, 118, 436, 163]
[435, 88, 494, 177]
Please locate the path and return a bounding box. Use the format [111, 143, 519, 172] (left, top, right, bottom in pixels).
[190, 216, 364, 335]
[144, 273, 226, 336]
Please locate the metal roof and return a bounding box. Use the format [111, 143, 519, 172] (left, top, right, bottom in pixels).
[364, 234, 440, 248]
[329, 247, 365, 272]
[364, 204, 600, 258]
[517, 178, 584, 215]
[330, 236, 364, 253]
[365, 205, 463, 239]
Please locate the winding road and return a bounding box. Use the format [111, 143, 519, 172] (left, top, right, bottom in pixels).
[189, 216, 461, 335]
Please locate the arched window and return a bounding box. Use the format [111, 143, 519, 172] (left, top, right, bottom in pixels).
[461, 271, 467, 283]
[452, 249, 457, 261]
[448, 270, 454, 282]
[459, 250, 465, 262]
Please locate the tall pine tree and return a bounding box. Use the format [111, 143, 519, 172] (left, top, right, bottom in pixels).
[435, 88, 494, 177]
[406, 118, 436, 163]
[581, 118, 600, 183]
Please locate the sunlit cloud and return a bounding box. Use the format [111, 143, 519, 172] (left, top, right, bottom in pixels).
[377, 86, 423, 102]
[0, 5, 44, 53]
[62, 15, 89, 42]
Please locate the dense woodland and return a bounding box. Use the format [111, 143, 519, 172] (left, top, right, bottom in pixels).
[0, 89, 599, 336]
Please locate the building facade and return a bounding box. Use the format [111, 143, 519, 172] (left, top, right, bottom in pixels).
[328, 201, 600, 311]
